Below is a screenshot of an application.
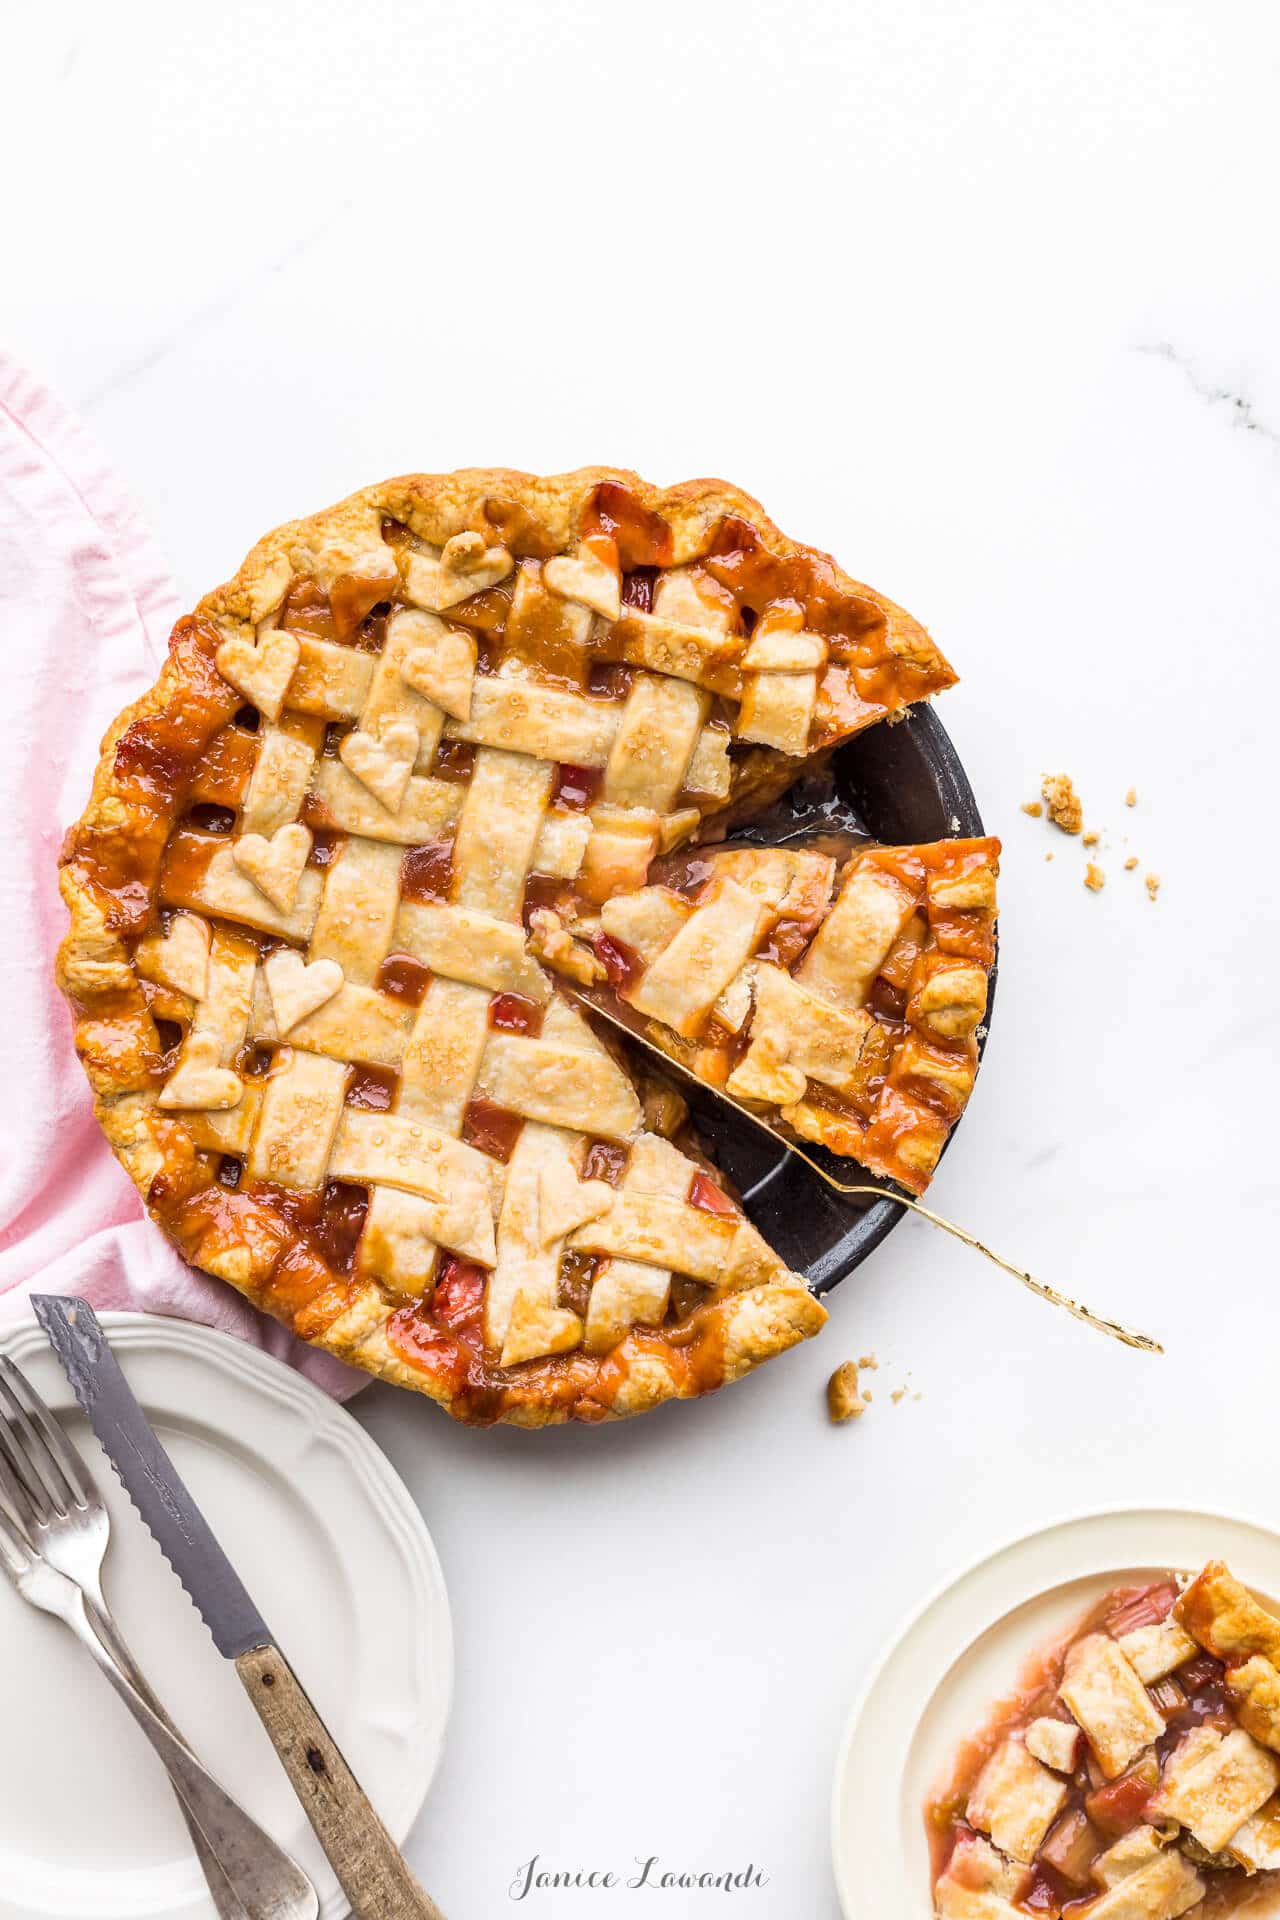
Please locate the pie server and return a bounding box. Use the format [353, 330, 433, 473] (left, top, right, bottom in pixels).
[31, 1293, 447, 1920]
[562, 983, 1162, 1355]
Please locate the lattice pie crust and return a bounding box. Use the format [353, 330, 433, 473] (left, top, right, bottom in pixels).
[57, 468, 983, 1427]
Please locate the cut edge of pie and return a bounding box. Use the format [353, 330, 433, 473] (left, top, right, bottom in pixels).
[56, 466, 958, 1427]
[927, 1561, 1280, 1919]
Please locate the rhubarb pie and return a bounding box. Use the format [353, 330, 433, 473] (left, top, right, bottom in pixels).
[57, 467, 975, 1427]
[927, 1561, 1280, 1918]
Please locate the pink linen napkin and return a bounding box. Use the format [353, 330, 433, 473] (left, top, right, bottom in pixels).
[0, 354, 362, 1396]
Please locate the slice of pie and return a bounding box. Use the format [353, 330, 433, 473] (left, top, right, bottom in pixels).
[57, 467, 960, 1427]
[927, 1561, 1280, 1918]
[530, 832, 999, 1194]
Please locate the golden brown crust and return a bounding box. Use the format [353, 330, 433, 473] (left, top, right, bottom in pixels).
[1177, 1561, 1280, 1751]
[53, 466, 955, 1425]
[1225, 1657, 1280, 1754]
[1177, 1562, 1280, 1666]
[576, 833, 998, 1194]
[195, 466, 948, 666]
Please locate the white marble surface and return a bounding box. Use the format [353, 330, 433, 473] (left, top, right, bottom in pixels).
[7, 2, 1280, 1913]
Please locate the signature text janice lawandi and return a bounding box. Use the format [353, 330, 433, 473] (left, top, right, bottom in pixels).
[510, 1856, 769, 1899]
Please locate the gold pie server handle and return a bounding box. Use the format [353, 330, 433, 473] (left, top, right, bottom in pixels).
[237, 1645, 445, 1920]
[564, 985, 1163, 1357]
[776, 1141, 1162, 1355]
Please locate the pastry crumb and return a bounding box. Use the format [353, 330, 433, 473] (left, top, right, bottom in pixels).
[891, 1387, 907, 1405]
[1033, 773, 1162, 898]
[1041, 773, 1083, 835]
[858, 1352, 879, 1370]
[827, 1362, 867, 1423]
[1021, 801, 1043, 817]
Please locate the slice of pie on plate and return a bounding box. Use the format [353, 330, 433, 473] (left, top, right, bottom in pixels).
[927, 1561, 1280, 1918]
[57, 467, 965, 1428]
[531, 832, 999, 1195]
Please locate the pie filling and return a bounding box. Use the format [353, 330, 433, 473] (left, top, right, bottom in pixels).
[927, 1561, 1280, 1919]
[57, 468, 977, 1426]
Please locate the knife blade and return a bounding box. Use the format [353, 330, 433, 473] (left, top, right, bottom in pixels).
[33, 1292, 271, 1657]
[33, 1294, 447, 1920]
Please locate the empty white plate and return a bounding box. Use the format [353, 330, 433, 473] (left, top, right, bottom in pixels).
[830, 1505, 1280, 1917]
[0, 1312, 452, 1920]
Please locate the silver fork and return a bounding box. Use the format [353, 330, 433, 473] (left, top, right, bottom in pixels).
[0, 1354, 317, 1920]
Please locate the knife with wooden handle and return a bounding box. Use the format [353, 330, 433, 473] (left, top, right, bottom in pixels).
[236, 1645, 443, 1918]
[34, 1294, 446, 1920]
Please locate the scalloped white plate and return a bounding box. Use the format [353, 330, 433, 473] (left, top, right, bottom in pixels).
[0, 1312, 451, 1920]
[830, 1505, 1280, 1919]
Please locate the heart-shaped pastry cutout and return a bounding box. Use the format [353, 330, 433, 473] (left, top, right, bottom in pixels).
[399, 625, 478, 722]
[136, 913, 211, 999]
[214, 629, 300, 722]
[538, 1162, 616, 1247]
[158, 1032, 243, 1111]
[339, 720, 418, 812]
[232, 823, 313, 912]
[544, 545, 622, 620]
[264, 950, 344, 1035]
[500, 1290, 584, 1369]
[404, 532, 514, 613]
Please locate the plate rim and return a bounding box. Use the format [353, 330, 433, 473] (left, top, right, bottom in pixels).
[0, 1307, 452, 1920]
[828, 1498, 1280, 1917]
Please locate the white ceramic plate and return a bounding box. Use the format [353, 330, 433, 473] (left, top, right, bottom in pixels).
[830, 1505, 1280, 1918]
[0, 1312, 451, 1920]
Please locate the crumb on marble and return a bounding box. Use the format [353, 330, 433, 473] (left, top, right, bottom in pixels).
[1082, 830, 1100, 847]
[891, 1387, 908, 1405]
[1125, 786, 1137, 806]
[1084, 863, 1105, 892]
[1145, 872, 1161, 901]
[827, 1362, 867, 1424]
[1021, 800, 1043, 817]
[1124, 856, 1139, 871]
[1041, 772, 1083, 835]
[1045, 852, 1054, 862]
[858, 1352, 879, 1370]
